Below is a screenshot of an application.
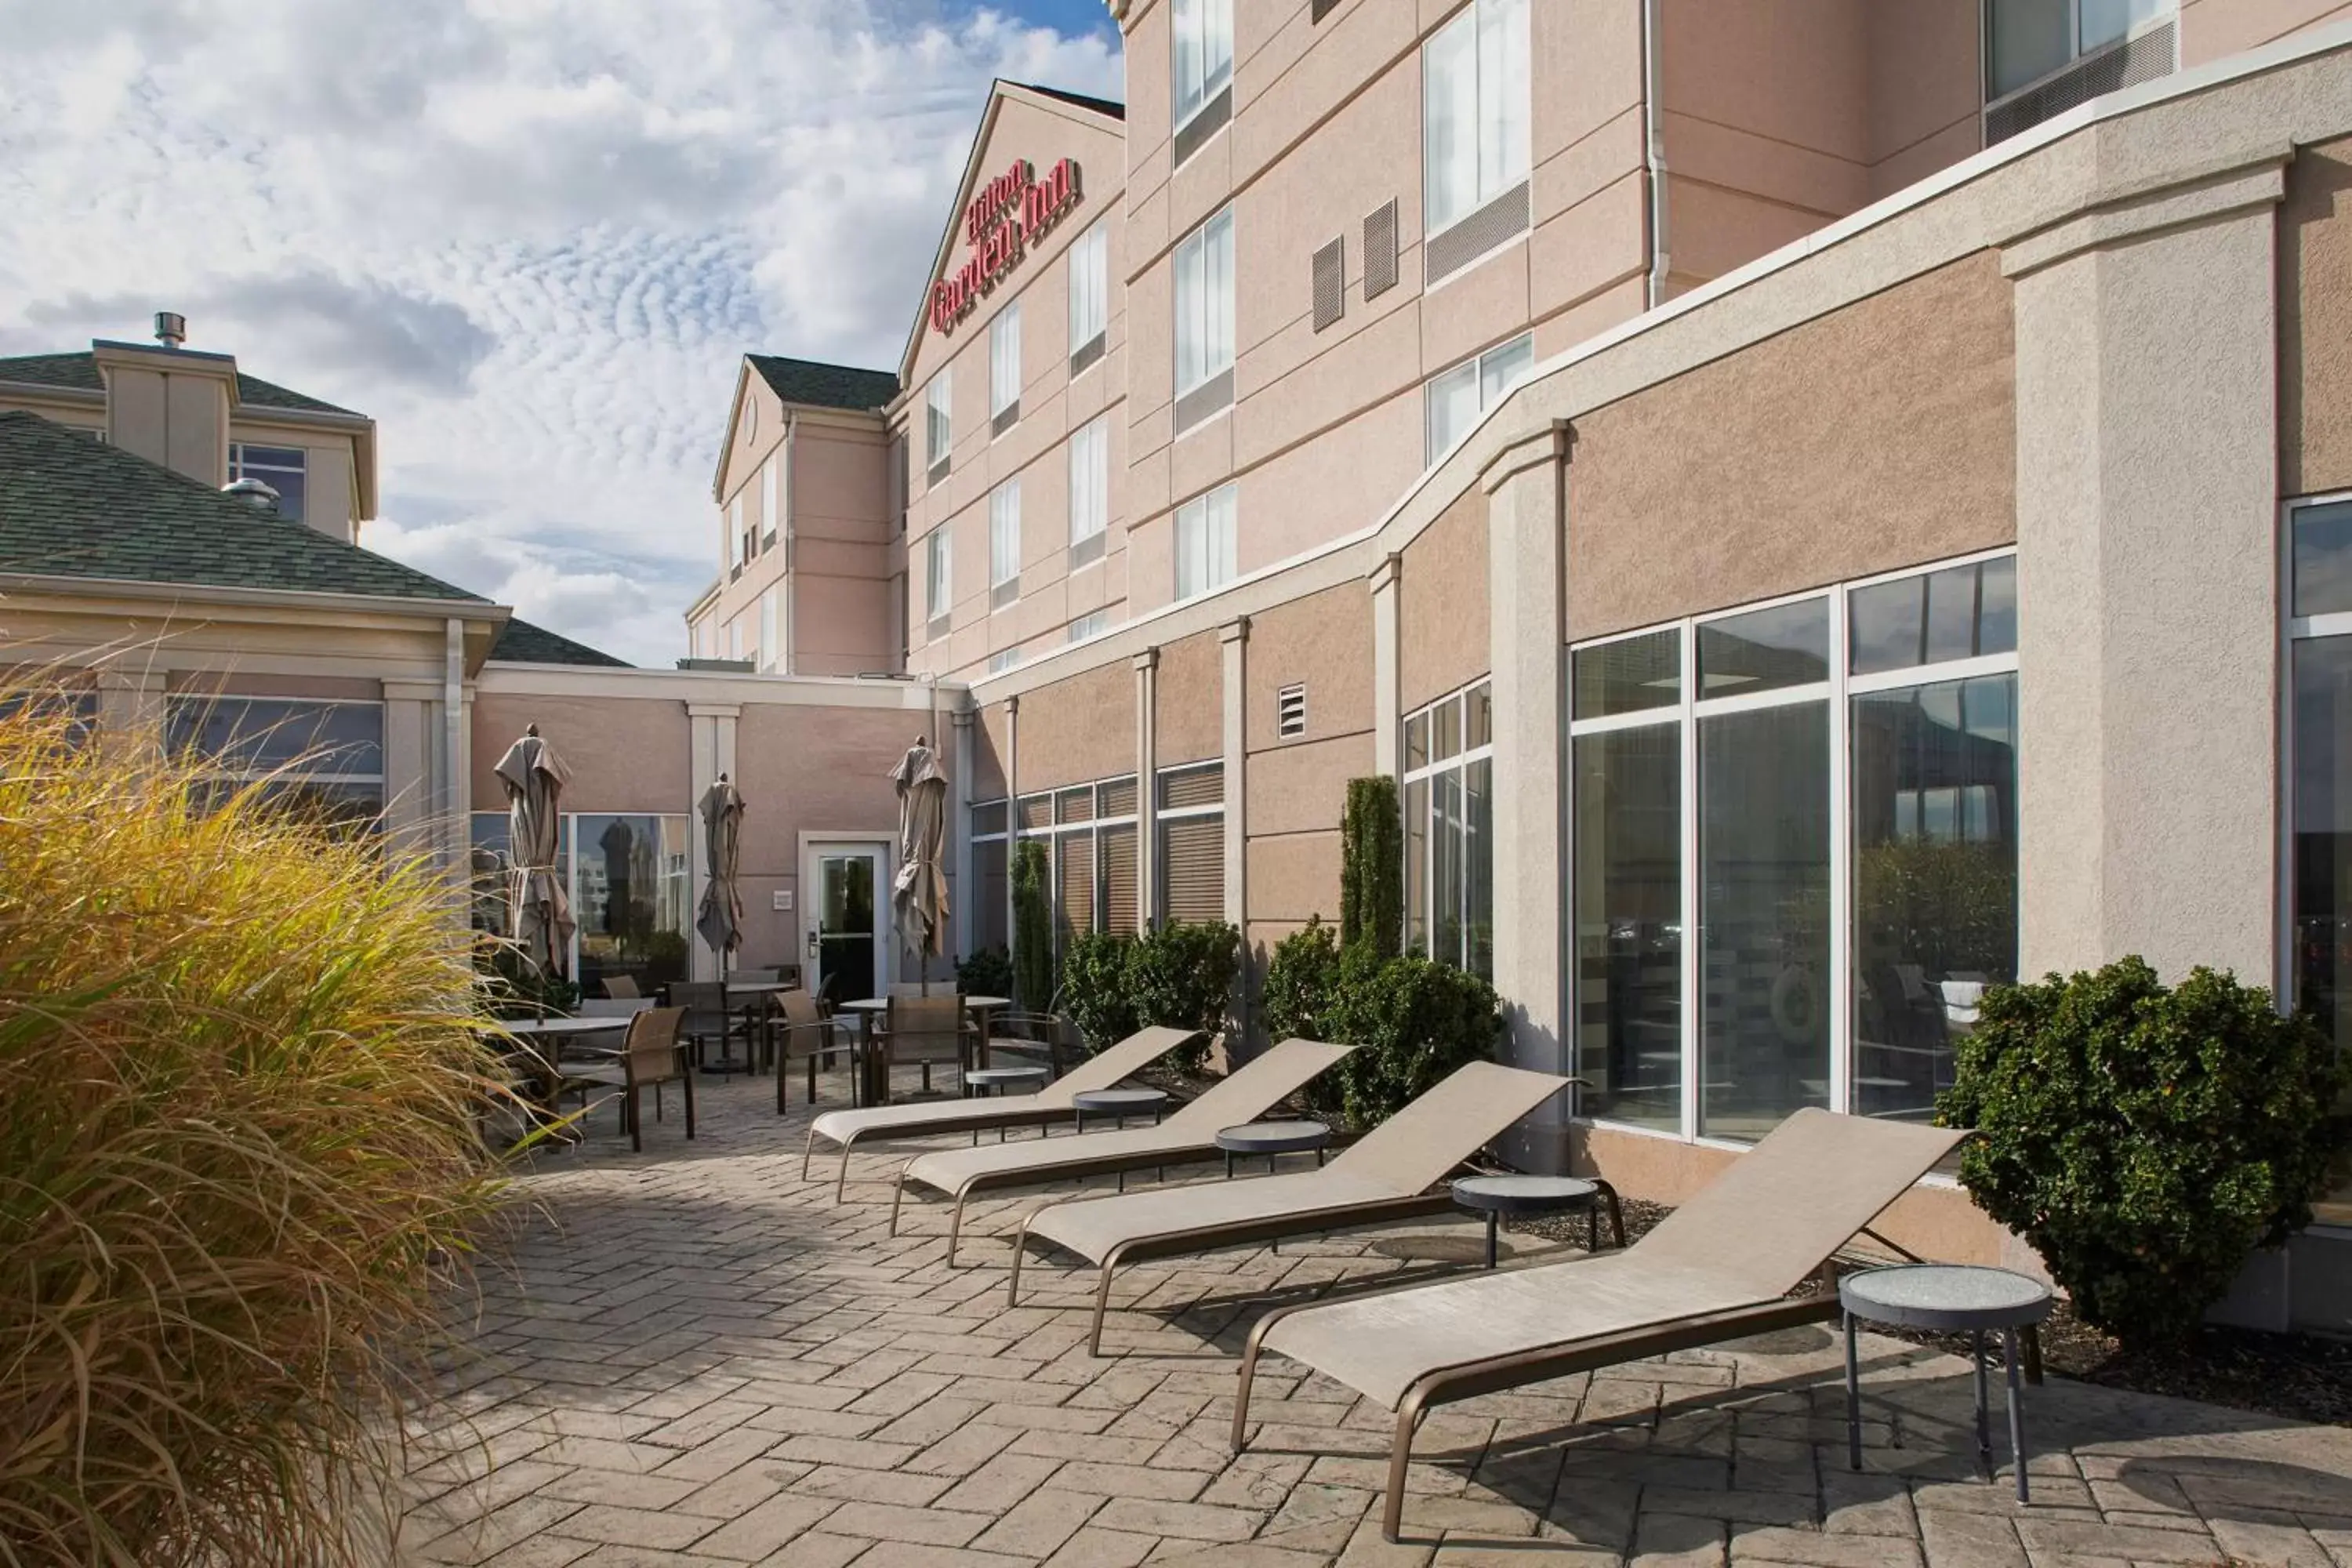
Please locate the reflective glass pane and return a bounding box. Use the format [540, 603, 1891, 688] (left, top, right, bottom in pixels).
[1989, 0, 2070, 96]
[1977, 555, 2018, 655]
[1697, 599, 1828, 698]
[2295, 637, 2352, 1055]
[1478, 334, 1534, 406]
[575, 815, 692, 999]
[1924, 564, 1980, 665]
[1424, 360, 1480, 466]
[1573, 725, 1681, 1131]
[1432, 768, 1464, 969]
[1404, 711, 1429, 772]
[2081, 0, 2170, 50]
[1433, 696, 1461, 761]
[1849, 575, 1925, 676]
[1851, 677, 2018, 1123]
[168, 697, 383, 775]
[1574, 630, 1679, 718]
[2295, 501, 2352, 618]
[1465, 757, 1493, 981]
[1698, 701, 1831, 1141]
[1404, 775, 1428, 956]
[1465, 682, 1492, 750]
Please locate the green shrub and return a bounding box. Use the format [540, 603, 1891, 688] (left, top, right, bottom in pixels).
[1059, 930, 1139, 1053]
[1129, 921, 1239, 1074]
[1011, 840, 1054, 1011]
[1262, 918, 1344, 1045]
[1340, 776, 1403, 959]
[0, 687, 510, 1566]
[1939, 956, 2350, 1349]
[1323, 947, 1504, 1128]
[956, 943, 1015, 1000]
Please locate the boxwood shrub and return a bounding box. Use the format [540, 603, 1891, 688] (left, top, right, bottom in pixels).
[1057, 922, 1238, 1075]
[1938, 956, 2349, 1348]
[1264, 919, 1504, 1129]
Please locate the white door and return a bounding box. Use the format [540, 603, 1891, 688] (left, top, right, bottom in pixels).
[803, 842, 891, 1005]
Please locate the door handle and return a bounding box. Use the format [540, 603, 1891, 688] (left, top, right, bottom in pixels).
[806, 929, 819, 956]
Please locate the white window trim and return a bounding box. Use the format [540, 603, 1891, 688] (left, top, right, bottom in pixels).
[1013, 775, 1145, 940]
[1170, 0, 1236, 141]
[1400, 678, 1494, 974]
[1566, 550, 2022, 1143]
[1173, 207, 1236, 401]
[1421, 0, 1533, 244]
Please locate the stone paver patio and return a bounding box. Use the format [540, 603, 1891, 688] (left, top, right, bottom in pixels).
[401, 1065, 2352, 1567]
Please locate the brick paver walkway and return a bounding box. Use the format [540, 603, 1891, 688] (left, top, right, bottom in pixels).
[399, 1065, 2352, 1566]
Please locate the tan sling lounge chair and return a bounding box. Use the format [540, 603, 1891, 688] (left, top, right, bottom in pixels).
[1231, 1108, 1966, 1541]
[1009, 1060, 1576, 1354]
[890, 1037, 1356, 1265]
[803, 1025, 1204, 1202]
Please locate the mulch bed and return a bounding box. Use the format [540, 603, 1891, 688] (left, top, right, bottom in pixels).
[1517, 1197, 2352, 1428]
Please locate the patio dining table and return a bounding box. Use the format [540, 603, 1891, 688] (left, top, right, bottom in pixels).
[492, 1015, 633, 1131]
[835, 995, 1012, 1107]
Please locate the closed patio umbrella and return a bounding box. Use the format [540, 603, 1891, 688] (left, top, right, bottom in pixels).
[696, 774, 746, 961]
[890, 737, 949, 994]
[494, 724, 574, 978]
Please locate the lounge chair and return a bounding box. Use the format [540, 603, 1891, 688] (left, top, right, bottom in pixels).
[803, 1024, 1205, 1202]
[1009, 1060, 1575, 1354]
[890, 1037, 1356, 1266]
[1229, 1107, 1966, 1541]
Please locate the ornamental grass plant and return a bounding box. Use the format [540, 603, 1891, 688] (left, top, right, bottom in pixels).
[0, 685, 512, 1566]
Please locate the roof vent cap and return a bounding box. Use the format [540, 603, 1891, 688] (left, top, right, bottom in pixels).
[222, 477, 280, 514]
[154, 311, 187, 350]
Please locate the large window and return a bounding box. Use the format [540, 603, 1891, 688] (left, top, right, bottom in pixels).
[229, 444, 307, 524]
[1424, 0, 1530, 238]
[925, 527, 952, 632]
[998, 775, 1141, 949]
[926, 370, 953, 481]
[1158, 762, 1225, 925]
[1403, 681, 1494, 979]
[2288, 497, 2352, 1221]
[471, 811, 691, 997]
[1069, 416, 1109, 564]
[168, 695, 383, 828]
[1171, 0, 1235, 143]
[1987, 0, 2174, 99]
[1569, 551, 2018, 1144]
[1424, 333, 1534, 465]
[1069, 222, 1109, 372]
[1174, 484, 1237, 602]
[759, 586, 781, 673]
[990, 481, 1021, 608]
[1174, 208, 1236, 430]
[990, 303, 1022, 431]
[970, 800, 1010, 953]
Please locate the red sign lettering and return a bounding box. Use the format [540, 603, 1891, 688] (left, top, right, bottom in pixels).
[931, 156, 1083, 336]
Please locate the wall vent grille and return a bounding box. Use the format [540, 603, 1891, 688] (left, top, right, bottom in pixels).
[1425, 180, 1529, 287]
[1174, 85, 1232, 168]
[1276, 684, 1307, 739]
[1364, 201, 1399, 299]
[1311, 237, 1345, 332]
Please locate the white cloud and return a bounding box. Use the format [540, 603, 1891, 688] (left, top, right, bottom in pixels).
[0, 0, 1120, 666]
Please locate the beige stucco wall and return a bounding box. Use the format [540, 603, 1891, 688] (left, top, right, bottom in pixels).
[1240, 583, 1371, 955]
[1398, 486, 1490, 713]
[2283, 135, 2352, 495]
[1152, 627, 1223, 766]
[2183, 0, 2352, 63]
[974, 701, 1010, 801]
[1567, 253, 2017, 639]
[1005, 662, 1136, 792]
[471, 693, 689, 816]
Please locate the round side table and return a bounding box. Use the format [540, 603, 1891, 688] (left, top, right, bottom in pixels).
[1450, 1174, 1625, 1268]
[1070, 1087, 1167, 1132]
[963, 1065, 1049, 1145]
[1214, 1120, 1330, 1178]
[1839, 1264, 2054, 1501]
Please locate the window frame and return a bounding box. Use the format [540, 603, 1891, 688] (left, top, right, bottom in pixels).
[1174, 484, 1238, 603]
[1984, 0, 2177, 104]
[1173, 207, 1236, 408]
[925, 526, 953, 631]
[228, 442, 307, 524]
[1423, 332, 1535, 467]
[1155, 761, 1226, 927]
[167, 694, 387, 829]
[1566, 547, 2020, 1149]
[926, 370, 953, 482]
[1421, 0, 1533, 241]
[1068, 221, 1110, 372]
[1400, 677, 1494, 978]
[2280, 491, 2352, 1085]
[1170, 0, 1236, 146]
[1069, 415, 1109, 562]
[1004, 775, 1144, 945]
[990, 301, 1022, 430]
[989, 478, 1022, 608]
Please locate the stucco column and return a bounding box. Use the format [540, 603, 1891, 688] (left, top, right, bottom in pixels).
[95, 666, 165, 758]
[1221, 617, 1250, 1051]
[686, 702, 741, 981]
[1133, 648, 1160, 926]
[381, 679, 438, 862]
[1483, 419, 1573, 1171]
[2003, 144, 2288, 985]
[1370, 553, 1402, 777]
[951, 706, 977, 958]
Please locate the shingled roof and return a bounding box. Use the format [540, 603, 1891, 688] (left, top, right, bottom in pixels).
[488, 617, 630, 667]
[0, 412, 480, 602]
[0, 350, 361, 417]
[745, 354, 899, 414]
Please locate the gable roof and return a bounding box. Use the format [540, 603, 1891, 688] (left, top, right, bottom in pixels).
[488, 617, 630, 667]
[0, 350, 361, 418]
[0, 411, 481, 603]
[895, 78, 1128, 388]
[746, 354, 899, 414]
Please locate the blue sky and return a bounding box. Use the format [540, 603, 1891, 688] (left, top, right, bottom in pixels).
[0, 2, 1124, 666]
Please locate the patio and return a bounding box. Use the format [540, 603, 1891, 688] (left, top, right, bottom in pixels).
[401, 1066, 2352, 1567]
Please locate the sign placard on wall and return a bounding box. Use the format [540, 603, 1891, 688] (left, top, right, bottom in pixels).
[929, 157, 1083, 336]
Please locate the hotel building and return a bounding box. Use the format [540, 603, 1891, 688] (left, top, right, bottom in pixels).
[687, 1, 2352, 1327]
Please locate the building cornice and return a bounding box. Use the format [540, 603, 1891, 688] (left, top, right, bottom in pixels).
[0, 571, 501, 626]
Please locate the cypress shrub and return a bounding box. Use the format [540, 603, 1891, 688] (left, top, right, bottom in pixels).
[1010, 839, 1054, 1012]
[1339, 776, 1403, 959]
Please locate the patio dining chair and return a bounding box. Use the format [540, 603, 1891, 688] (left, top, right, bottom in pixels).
[983, 1009, 1084, 1077]
[671, 980, 753, 1073]
[601, 975, 641, 1000]
[771, 988, 844, 1112]
[559, 1006, 692, 1152]
[879, 993, 975, 1096]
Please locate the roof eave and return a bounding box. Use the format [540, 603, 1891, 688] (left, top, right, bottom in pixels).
[0, 379, 104, 407]
[0, 570, 502, 622]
